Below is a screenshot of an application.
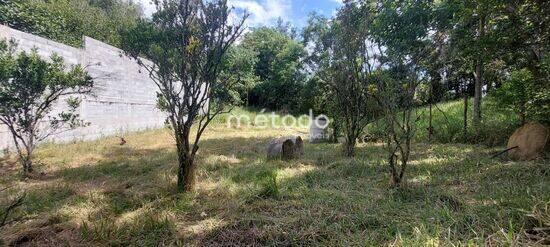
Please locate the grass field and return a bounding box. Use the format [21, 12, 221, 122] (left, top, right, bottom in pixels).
[0, 110, 548, 246]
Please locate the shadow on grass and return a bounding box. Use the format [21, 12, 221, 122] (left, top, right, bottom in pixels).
[1, 132, 548, 246]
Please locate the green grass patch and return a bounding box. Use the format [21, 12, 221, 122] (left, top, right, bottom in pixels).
[0, 111, 547, 246]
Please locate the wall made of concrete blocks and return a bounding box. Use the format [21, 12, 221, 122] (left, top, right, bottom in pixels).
[0, 25, 167, 150]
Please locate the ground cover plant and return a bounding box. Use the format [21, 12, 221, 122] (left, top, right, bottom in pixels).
[0, 109, 548, 246]
[1, 0, 549, 246]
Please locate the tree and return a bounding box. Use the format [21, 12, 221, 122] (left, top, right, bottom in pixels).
[443, 0, 504, 136]
[302, 13, 342, 140]
[492, 68, 550, 125]
[375, 70, 420, 187]
[219, 45, 259, 106]
[320, 1, 377, 157]
[370, 0, 434, 186]
[242, 27, 306, 111]
[0, 40, 94, 174]
[120, 0, 247, 192]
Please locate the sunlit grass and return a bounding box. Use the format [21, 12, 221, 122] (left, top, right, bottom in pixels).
[368, 98, 521, 146]
[0, 108, 548, 246]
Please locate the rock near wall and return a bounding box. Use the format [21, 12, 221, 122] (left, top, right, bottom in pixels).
[0, 25, 166, 150]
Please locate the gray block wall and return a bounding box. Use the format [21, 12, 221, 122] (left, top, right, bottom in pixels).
[0, 25, 166, 150]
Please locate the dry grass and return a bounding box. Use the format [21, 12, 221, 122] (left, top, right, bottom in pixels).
[0, 110, 549, 246]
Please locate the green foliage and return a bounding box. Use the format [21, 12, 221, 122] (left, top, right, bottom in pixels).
[491, 68, 550, 125]
[0, 0, 81, 46]
[0, 39, 93, 173]
[120, 0, 246, 192]
[256, 170, 280, 199]
[369, 98, 521, 146]
[242, 27, 307, 111]
[0, 0, 142, 47]
[491, 69, 532, 123]
[219, 45, 259, 106]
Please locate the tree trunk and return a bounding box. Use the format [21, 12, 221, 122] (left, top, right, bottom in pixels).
[175, 126, 196, 193]
[428, 102, 433, 142]
[177, 153, 196, 192]
[473, 13, 486, 135]
[390, 160, 408, 187]
[331, 123, 339, 143]
[473, 59, 483, 132]
[463, 87, 468, 141]
[391, 174, 401, 187]
[23, 159, 33, 174]
[343, 136, 356, 157]
[389, 152, 398, 185]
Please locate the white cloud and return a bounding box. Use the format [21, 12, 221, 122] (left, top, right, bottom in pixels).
[135, 0, 156, 17]
[227, 0, 291, 27]
[135, 0, 289, 27]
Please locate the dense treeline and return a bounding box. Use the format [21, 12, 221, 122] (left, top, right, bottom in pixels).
[225, 0, 549, 145]
[1, 0, 548, 145]
[0, 0, 142, 47]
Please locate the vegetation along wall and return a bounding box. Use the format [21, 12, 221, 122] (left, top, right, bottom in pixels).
[0, 25, 166, 150]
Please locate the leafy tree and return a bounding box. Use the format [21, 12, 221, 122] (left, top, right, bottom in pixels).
[301, 13, 341, 138]
[492, 69, 532, 125]
[375, 69, 420, 187]
[0, 40, 94, 174]
[315, 1, 377, 157]
[219, 45, 259, 106]
[242, 27, 306, 111]
[121, 0, 246, 192]
[369, 0, 434, 186]
[492, 68, 550, 125]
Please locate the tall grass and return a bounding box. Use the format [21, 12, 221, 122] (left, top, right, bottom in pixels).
[0, 109, 547, 246]
[369, 98, 521, 146]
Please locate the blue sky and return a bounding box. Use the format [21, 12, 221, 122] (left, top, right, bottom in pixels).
[137, 0, 342, 28]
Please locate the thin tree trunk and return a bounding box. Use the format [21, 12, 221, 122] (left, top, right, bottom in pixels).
[429, 102, 433, 142]
[463, 87, 468, 142]
[473, 13, 486, 135]
[344, 136, 356, 157]
[473, 59, 483, 131]
[389, 153, 400, 186]
[332, 123, 339, 143]
[23, 159, 33, 174]
[24, 137, 34, 173]
[428, 79, 434, 142]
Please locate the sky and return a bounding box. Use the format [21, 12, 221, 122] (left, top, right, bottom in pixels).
[137, 0, 343, 28]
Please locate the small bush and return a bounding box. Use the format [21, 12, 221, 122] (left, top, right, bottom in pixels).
[256, 170, 280, 199]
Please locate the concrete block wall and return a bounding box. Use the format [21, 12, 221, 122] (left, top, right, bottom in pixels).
[0, 25, 166, 150]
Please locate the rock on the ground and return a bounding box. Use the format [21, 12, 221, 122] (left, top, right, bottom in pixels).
[267, 136, 304, 160]
[507, 122, 549, 161]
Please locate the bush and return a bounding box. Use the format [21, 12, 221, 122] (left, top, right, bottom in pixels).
[256, 170, 279, 199]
